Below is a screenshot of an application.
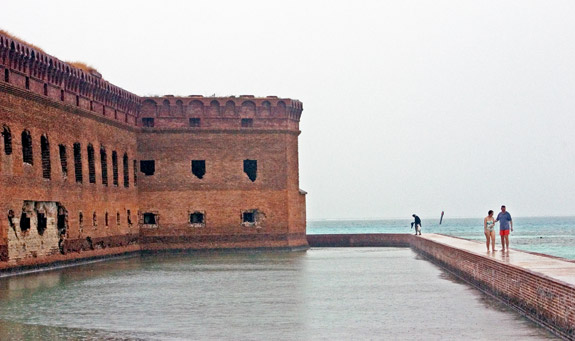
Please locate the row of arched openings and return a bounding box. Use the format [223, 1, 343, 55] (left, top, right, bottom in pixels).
[1, 125, 135, 187]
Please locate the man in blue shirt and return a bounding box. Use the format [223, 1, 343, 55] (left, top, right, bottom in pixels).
[495, 205, 513, 251]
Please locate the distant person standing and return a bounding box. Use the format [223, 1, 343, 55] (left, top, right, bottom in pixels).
[412, 214, 422, 235]
[484, 210, 496, 252]
[495, 205, 513, 251]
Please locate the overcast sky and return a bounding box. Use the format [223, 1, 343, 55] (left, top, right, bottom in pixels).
[3, 1, 575, 219]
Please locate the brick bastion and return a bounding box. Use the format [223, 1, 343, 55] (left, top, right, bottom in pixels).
[0, 30, 307, 269]
[308, 233, 575, 340]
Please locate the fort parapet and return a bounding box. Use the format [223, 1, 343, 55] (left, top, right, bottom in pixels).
[0, 31, 307, 268]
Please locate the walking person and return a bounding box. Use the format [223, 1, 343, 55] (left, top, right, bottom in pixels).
[484, 210, 496, 252]
[412, 214, 422, 235]
[495, 205, 513, 251]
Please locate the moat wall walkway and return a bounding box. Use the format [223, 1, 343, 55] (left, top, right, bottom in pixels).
[308, 233, 575, 340]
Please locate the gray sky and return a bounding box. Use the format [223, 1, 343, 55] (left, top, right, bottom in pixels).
[3, 0, 575, 219]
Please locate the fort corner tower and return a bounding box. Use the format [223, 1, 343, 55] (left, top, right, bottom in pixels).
[0, 31, 307, 269]
[137, 96, 307, 250]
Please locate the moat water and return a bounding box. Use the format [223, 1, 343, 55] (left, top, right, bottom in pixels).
[0, 248, 556, 340]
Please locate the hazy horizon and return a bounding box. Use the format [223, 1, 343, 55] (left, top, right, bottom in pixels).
[3, 0, 575, 220]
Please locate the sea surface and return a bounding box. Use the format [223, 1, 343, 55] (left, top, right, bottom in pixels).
[0, 249, 556, 340]
[308, 216, 575, 260]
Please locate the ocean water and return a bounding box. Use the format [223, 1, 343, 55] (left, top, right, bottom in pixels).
[308, 216, 575, 260]
[0, 249, 556, 340]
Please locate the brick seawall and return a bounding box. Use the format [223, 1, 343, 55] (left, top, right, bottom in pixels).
[308, 233, 575, 340]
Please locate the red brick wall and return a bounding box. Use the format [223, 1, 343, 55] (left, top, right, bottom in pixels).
[307, 234, 412, 247]
[0, 31, 308, 266]
[0, 82, 139, 266]
[137, 96, 307, 250]
[411, 237, 575, 339]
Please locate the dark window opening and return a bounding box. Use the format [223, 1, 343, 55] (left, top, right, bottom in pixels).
[43, 84, 48, 96]
[59, 145, 68, 177]
[190, 212, 204, 224]
[100, 147, 108, 186]
[75, 95, 79, 106]
[116, 212, 120, 225]
[142, 118, 155, 127]
[73, 143, 82, 183]
[60, 89, 64, 101]
[243, 211, 255, 223]
[90, 101, 93, 111]
[20, 212, 31, 232]
[123, 153, 129, 188]
[57, 207, 67, 236]
[140, 160, 155, 176]
[143, 213, 157, 225]
[4, 69, 8, 83]
[25, 77, 29, 90]
[79, 212, 84, 231]
[191, 160, 206, 179]
[41, 135, 51, 179]
[243, 159, 257, 182]
[133, 160, 137, 186]
[37, 212, 47, 236]
[189, 118, 201, 127]
[105, 212, 109, 227]
[127, 210, 132, 225]
[20, 212, 30, 232]
[112, 151, 118, 186]
[21, 130, 33, 164]
[92, 212, 97, 227]
[241, 118, 253, 127]
[87, 144, 95, 183]
[2, 126, 12, 155]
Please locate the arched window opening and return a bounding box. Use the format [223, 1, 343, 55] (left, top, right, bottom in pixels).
[105, 211, 109, 227]
[79, 212, 84, 232]
[133, 160, 137, 186]
[20, 212, 30, 232]
[4, 69, 9, 83]
[87, 144, 95, 183]
[100, 147, 108, 186]
[123, 153, 129, 188]
[2, 126, 12, 155]
[73, 143, 83, 183]
[37, 212, 47, 235]
[21, 130, 33, 164]
[127, 209, 132, 226]
[60, 89, 64, 101]
[116, 212, 121, 225]
[41, 135, 51, 179]
[59, 145, 68, 177]
[92, 211, 97, 227]
[25, 77, 29, 90]
[43, 83, 48, 96]
[112, 151, 118, 186]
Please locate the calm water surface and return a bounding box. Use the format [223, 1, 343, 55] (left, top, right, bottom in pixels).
[0, 249, 556, 340]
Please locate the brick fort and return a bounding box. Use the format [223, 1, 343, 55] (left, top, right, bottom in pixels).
[0, 31, 307, 269]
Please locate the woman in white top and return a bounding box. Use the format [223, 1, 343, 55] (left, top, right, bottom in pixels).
[484, 210, 496, 252]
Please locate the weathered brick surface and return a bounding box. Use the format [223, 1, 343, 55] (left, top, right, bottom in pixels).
[0, 31, 308, 269]
[411, 236, 575, 339]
